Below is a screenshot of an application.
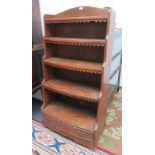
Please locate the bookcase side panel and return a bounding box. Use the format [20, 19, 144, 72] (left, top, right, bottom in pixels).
[95, 10, 115, 144]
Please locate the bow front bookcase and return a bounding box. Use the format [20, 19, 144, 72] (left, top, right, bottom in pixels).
[41, 6, 120, 149]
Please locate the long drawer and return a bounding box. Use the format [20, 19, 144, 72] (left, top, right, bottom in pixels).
[42, 112, 94, 139]
[42, 112, 95, 148]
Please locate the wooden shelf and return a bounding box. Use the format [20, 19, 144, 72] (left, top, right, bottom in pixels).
[45, 37, 106, 47]
[43, 79, 99, 102]
[45, 16, 107, 24]
[44, 57, 103, 74]
[42, 100, 97, 131]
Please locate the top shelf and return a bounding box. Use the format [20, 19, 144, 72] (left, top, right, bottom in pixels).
[45, 16, 107, 24]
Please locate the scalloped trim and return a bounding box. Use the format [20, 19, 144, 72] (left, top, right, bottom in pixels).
[45, 37, 106, 47]
[45, 19, 107, 24]
[45, 40, 105, 47]
[45, 63, 102, 74]
[43, 85, 99, 103]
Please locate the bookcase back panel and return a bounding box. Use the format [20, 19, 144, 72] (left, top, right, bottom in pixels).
[55, 69, 101, 88]
[44, 66, 101, 88]
[46, 44, 104, 63]
[55, 94, 98, 112]
[43, 89, 97, 112]
[45, 22, 107, 39]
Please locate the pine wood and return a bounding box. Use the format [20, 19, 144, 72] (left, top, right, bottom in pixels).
[42, 100, 96, 131]
[45, 37, 106, 46]
[41, 6, 118, 149]
[44, 57, 103, 74]
[43, 79, 99, 102]
[44, 16, 107, 23]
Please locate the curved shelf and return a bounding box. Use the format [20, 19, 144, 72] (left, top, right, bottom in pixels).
[44, 57, 103, 74]
[43, 79, 100, 102]
[45, 37, 106, 47]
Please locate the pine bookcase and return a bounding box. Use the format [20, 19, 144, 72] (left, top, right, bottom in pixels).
[41, 6, 121, 149]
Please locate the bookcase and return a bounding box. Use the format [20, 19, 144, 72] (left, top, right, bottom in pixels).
[41, 6, 119, 149]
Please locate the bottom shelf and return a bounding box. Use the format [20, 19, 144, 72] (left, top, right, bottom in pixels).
[42, 100, 97, 131]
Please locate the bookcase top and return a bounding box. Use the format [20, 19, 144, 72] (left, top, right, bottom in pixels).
[44, 6, 112, 24]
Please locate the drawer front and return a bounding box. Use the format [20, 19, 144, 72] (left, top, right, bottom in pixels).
[42, 113, 94, 140]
